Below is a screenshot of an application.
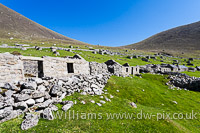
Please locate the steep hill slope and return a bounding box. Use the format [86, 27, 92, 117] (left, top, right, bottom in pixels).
[124, 21, 200, 52]
[0, 3, 86, 44]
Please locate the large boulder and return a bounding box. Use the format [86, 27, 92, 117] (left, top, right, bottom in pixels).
[3, 83, 19, 91]
[14, 102, 28, 111]
[62, 101, 74, 112]
[37, 99, 53, 109]
[0, 106, 13, 120]
[25, 99, 35, 106]
[21, 113, 39, 130]
[37, 85, 46, 93]
[50, 84, 62, 96]
[0, 106, 20, 123]
[130, 102, 137, 108]
[21, 82, 37, 90]
[14, 94, 31, 102]
[0, 97, 15, 109]
[20, 89, 35, 94]
[49, 104, 58, 111]
[35, 97, 44, 103]
[34, 78, 43, 85]
[5, 90, 14, 98]
[42, 108, 54, 120]
[32, 91, 45, 99]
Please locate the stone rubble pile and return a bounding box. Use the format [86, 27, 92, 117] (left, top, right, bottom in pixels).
[0, 73, 110, 130]
[167, 73, 200, 91]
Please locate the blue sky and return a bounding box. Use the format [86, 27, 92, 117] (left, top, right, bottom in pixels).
[1, 0, 200, 46]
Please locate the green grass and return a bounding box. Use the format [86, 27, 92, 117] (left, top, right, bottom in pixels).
[181, 71, 200, 77]
[0, 48, 75, 57]
[1, 74, 200, 132]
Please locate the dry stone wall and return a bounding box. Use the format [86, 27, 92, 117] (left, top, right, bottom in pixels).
[0, 53, 141, 84]
[23, 60, 38, 77]
[43, 56, 90, 78]
[0, 53, 90, 83]
[0, 53, 24, 83]
[167, 73, 200, 91]
[89, 62, 109, 75]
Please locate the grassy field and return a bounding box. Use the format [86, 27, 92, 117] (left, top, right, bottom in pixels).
[181, 71, 200, 77]
[1, 74, 200, 132]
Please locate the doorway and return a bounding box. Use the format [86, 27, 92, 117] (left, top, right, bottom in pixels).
[38, 61, 44, 78]
[67, 63, 74, 73]
[131, 67, 133, 75]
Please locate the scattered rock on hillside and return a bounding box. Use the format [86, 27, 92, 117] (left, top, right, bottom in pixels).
[130, 102, 137, 108]
[81, 101, 86, 104]
[90, 100, 95, 103]
[96, 103, 102, 106]
[62, 101, 74, 112]
[110, 95, 114, 98]
[21, 113, 39, 130]
[42, 108, 54, 120]
[100, 100, 106, 104]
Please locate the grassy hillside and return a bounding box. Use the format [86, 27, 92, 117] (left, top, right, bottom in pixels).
[1, 74, 200, 132]
[0, 3, 88, 45]
[181, 71, 200, 77]
[124, 21, 200, 54]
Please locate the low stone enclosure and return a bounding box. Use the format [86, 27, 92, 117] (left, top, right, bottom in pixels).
[167, 72, 200, 91]
[139, 64, 199, 74]
[139, 64, 200, 91]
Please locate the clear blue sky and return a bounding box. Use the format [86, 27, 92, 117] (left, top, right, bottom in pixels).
[1, 0, 200, 46]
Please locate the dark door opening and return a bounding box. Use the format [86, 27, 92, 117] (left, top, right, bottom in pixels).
[126, 68, 129, 73]
[38, 61, 44, 78]
[131, 67, 133, 75]
[67, 63, 74, 73]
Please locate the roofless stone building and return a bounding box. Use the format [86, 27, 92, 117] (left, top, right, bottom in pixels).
[0, 53, 89, 83]
[0, 53, 140, 83]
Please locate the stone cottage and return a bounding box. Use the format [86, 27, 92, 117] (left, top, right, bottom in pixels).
[0, 53, 140, 83]
[178, 65, 188, 72]
[166, 64, 179, 72]
[0, 53, 89, 83]
[105, 60, 140, 76]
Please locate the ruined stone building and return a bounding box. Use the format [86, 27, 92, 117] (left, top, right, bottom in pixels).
[0, 53, 89, 83]
[105, 60, 140, 76]
[0, 53, 140, 83]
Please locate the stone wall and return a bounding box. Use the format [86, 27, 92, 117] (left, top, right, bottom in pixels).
[0, 53, 140, 84]
[23, 60, 38, 77]
[43, 56, 90, 79]
[167, 73, 200, 91]
[0, 53, 24, 83]
[0, 53, 90, 83]
[139, 64, 192, 74]
[105, 60, 140, 77]
[122, 67, 130, 76]
[121, 66, 140, 76]
[89, 62, 108, 75]
[132, 66, 140, 75]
